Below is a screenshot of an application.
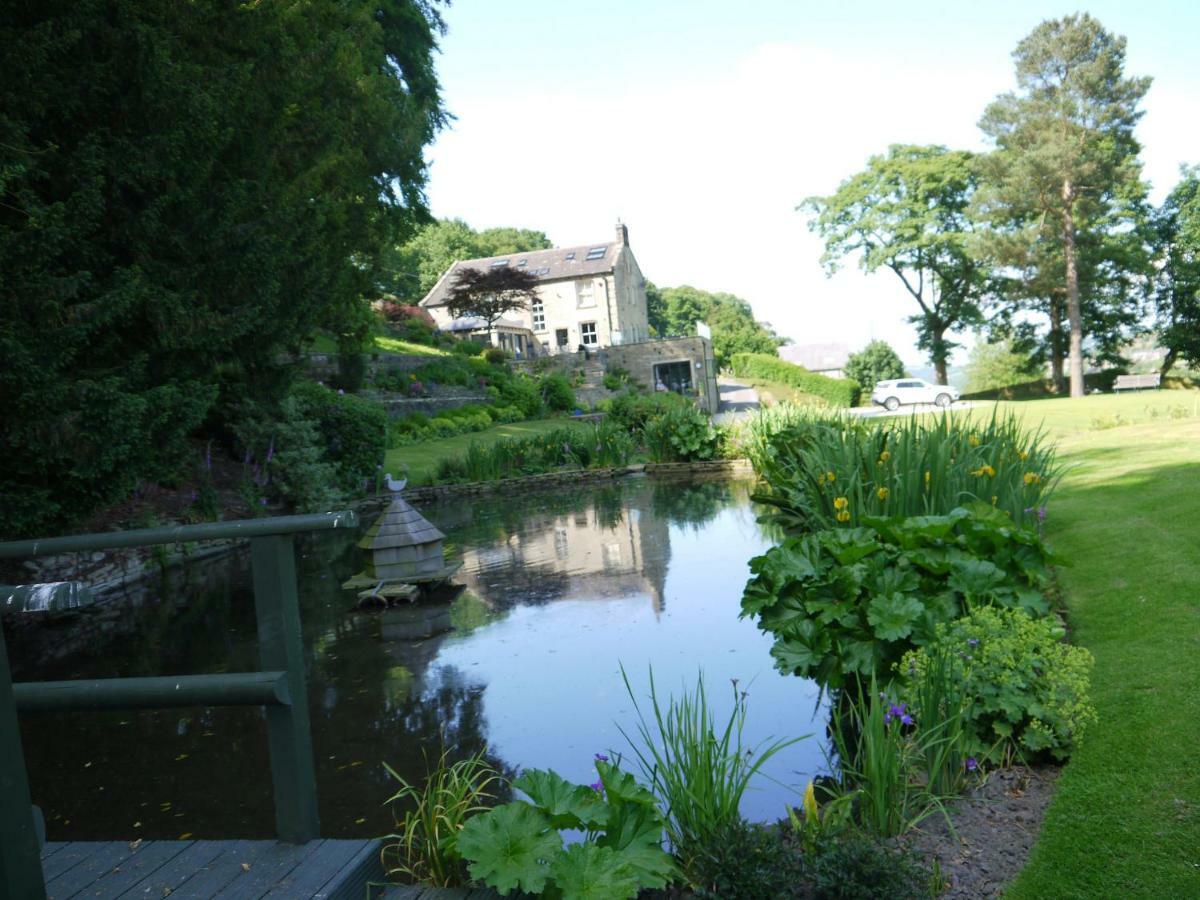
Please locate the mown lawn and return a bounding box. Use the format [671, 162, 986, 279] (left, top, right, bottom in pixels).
[992, 396, 1200, 897]
[383, 417, 579, 485]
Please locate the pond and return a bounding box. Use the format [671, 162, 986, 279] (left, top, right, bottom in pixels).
[10, 475, 828, 841]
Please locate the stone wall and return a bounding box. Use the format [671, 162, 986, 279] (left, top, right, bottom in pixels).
[301, 352, 435, 382]
[605, 336, 720, 412]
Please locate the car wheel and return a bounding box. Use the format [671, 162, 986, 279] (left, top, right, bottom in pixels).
[935, 393, 952, 408]
[884, 397, 900, 412]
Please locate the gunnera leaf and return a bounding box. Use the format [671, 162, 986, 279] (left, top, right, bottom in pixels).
[866, 592, 924, 641]
[457, 802, 561, 895]
[548, 843, 641, 900]
[515, 768, 609, 830]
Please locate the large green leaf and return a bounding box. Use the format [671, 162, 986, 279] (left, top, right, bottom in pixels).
[547, 843, 641, 900]
[458, 802, 561, 895]
[515, 768, 609, 830]
[948, 558, 1008, 598]
[866, 592, 924, 641]
[595, 805, 674, 889]
[824, 528, 880, 565]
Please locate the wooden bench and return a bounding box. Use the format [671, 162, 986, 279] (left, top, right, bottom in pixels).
[1113, 373, 1161, 391]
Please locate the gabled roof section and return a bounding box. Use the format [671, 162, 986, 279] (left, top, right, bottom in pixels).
[420, 241, 619, 308]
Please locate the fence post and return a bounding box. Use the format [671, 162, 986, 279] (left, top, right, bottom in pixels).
[0, 620, 47, 899]
[250, 534, 320, 843]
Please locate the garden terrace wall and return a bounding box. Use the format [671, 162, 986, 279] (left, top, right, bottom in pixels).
[300, 352, 434, 382]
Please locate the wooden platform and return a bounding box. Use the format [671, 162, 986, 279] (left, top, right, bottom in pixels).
[40, 838, 382, 899]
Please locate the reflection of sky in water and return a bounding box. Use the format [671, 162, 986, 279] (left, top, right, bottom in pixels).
[14, 476, 828, 839]
[418, 489, 828, 823]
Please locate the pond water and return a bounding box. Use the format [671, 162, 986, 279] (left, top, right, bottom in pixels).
[11, 475, 828, 841]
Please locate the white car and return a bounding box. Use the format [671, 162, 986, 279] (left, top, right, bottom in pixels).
[871, 379, 961, 411]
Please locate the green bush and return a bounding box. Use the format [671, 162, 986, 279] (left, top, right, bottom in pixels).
[730, 352, 861, 407]
[451, 339, 486, 356]
[685, 822, 805, 899]
[608, 390, 686, 433]
[539, 373, 577, 411]
[230, 394, 342, 513]
[900, 606, 1097, 762]
[291, 380, 386, 490]
[803, 835, 929, 900]
[482, 346, 506, 365]
[332, 349, 367, 393]
[843, 341, 908, 396]
[642, 402, 720, 462]
[433, 422, 633, 483]
[496, 374, 544, 418]
[741, 504, 1057, 688]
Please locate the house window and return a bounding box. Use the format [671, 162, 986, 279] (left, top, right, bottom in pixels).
[586, 246, 606, 260]
[555, 328, 569, 348]
[653, 360, 693, 395]
[532, 299, 545, 332]
[577, 282, 596, 309]
[580, 322, 598, 346]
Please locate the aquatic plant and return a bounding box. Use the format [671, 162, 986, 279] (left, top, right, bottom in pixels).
[617, 667, 806, 887]
[380, 749, 501, 887]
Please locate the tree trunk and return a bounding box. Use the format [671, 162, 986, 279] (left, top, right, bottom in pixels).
[1048, 299, 1065, 393]
[1160, 347, 1176, 377]
[930, 326, 949, 385]
[1063, 181, 1085, 398]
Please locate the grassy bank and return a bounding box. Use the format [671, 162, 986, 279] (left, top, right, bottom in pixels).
[999, 402, 1200, 897]
[384, 417, 577, 485]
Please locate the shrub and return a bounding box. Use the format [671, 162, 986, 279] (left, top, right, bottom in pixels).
[456, 760, 674, 899]
[291, 380, 386, 490]
[803, 834, 929, 900]
[331, 349, 368, 393]
[496, 373, 544, 418]
[844, 340, 908, 396]
[381, 750, 501, 887]
[741, 504, 1057, 688]
[451, 339, 486, 356]
[686, 821, 806, 899]
[900, 606, 1097, 762]
[608, 390, 686, 433]
[539, 373, 576, 411]
[730, 352, 861, 407]
[642, 401, 720, 462]
[482, 346, 506, 365]
[229, 394, 342, 513]
[619, 668, 805, 887]
[750, 409, 1061, 532]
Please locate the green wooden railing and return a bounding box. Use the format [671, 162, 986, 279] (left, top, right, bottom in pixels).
[0, 511, 358, 900]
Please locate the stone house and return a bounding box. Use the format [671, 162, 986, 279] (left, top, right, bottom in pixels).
[419, 223, 651, 357]
[778, 342, 852, 379]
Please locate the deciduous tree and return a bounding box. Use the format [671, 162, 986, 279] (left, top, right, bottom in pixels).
[645, 284, 782, 368]
[1153, 166, 1200, 374]
[844, 340, 908, 394]
[445, 267, 541, 338]
[803, 145, 985, 385]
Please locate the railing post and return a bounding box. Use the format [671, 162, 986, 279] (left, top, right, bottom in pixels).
[250, 534, 320, 843]
[0, 620, 48, 899]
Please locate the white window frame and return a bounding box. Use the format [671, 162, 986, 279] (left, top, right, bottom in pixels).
[532, 298, 545, 332]
[580, 321, 598, 346]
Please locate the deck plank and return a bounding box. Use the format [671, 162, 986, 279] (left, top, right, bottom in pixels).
[42, 842, 95, 882]
[212, 841, 321, 899]
[263, 839, 369, 898]
[316, 839, 383, 900]
[83, 840, 193, 898]
[115, 841, 230, 899]
[161, 839, 280, 899]
[46, 841, 136, 899]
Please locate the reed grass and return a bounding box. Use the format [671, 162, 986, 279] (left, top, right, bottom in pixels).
[617, 667, 806, 880]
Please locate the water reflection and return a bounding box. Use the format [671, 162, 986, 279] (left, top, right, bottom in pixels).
[10, 475, 827, 840]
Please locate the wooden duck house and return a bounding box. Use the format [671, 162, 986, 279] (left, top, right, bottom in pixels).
[343, 493, 461, 603]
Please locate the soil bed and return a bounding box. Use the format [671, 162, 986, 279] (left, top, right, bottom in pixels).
[899, 765, 1060, 898]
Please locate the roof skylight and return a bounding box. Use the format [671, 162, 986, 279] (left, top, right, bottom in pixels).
[585, 246, 606, 260]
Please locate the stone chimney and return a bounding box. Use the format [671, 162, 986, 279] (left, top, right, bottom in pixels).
[615, 221, 629, 246]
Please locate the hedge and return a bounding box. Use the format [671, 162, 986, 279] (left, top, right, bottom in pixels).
[729, 353, 861, 407]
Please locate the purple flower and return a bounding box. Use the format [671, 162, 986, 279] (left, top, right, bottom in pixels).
[901, 713, 913, 726]
[589, 780, 604, 794]
[968, 638, 980, 648]
[1037, 506, 1048, 521]
[594, 753, 609, 763]
[965, 757, 978, 772]
[886, 702, 908, 724]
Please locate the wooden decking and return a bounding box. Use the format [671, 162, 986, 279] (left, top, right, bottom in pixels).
[41, 837, 381, 899]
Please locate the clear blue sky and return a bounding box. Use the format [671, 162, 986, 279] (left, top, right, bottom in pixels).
[423, 1, 1200, 368]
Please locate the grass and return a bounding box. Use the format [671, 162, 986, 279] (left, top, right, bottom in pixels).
[384, 417, 574, 485]
[305, 331, 452, 356]
[994, 395, 1200, 898]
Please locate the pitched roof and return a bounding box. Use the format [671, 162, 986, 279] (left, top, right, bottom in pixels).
[779, 342, 851, 372]
[420, 241, 620, 308]
[358, 496, 445, 551]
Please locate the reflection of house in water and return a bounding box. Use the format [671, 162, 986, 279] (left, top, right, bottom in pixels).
[452, 499, 672, 615]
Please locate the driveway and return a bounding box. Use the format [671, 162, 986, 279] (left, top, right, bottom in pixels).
[847, 400, 978, 419]
[712, 378, 760, 424]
